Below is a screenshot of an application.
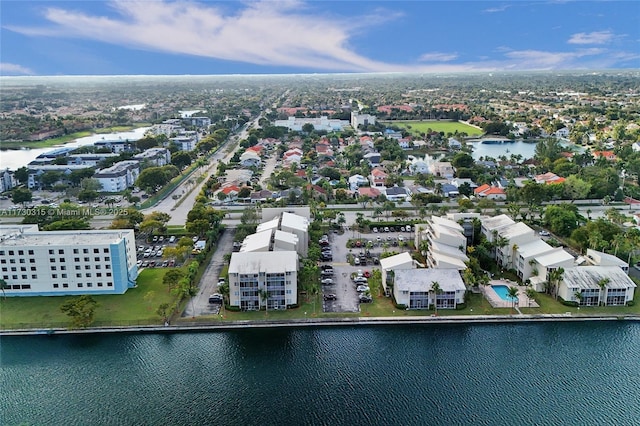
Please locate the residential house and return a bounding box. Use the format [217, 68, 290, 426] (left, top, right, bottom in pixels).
[393, 269, 466, 309]
[592, 151, 617, 161]
[528, 248, 576, 291]
[363, 152, 381, 166]
[370, 168, 388, 188]
[558, 266, 636, 306]
[351, 112, 377, 129]
[94, 139, 134, 153]
[448, 138, 462, 149]
[348, 174, 369, 190]
[416, 217, 468, 270]
[555, 127, 570, 138]
[384, 186, 410, 202]
[133, 148, 171, 167]
[240, 150, 261, 167]
[357, 187, 381, 199]
[535, 172, 565, 185]
[583, 249, 629, 273]
[430, 162, 455, 179]
[474, 184, 506, 200]
[68, 153, 118, 167]
[169, 136, 197, 152]
[240, 229, 299, 255]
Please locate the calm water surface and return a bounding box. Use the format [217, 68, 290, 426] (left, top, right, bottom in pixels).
[1, 322, 639, 426]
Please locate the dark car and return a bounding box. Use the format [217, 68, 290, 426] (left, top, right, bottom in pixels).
[359, 294, 373, 303]
[323, 294, 337, 301]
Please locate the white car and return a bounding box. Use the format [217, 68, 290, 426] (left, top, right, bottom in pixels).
[321, 278, 334, 285]
[356, 285, 370, 293]
[539, 230, 550, 236]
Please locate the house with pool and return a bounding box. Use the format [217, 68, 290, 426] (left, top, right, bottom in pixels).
[393, 269, 466, 309]
[558, 266, 636, 306]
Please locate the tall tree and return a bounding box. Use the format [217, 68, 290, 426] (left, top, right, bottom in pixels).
[60, 296, 99, 328]
[431, 281, 442, 315]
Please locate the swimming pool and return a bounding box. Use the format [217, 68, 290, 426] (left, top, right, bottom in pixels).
[492, 285, 518, 302]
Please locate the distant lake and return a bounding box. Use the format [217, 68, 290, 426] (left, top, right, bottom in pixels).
[0, 127, 150, 171]
[468, 139, 538, 160]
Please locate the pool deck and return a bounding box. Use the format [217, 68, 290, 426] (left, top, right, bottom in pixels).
[484, 280, 539, 309]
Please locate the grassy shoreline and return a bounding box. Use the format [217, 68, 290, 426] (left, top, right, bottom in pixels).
[1, 123, 152, 150]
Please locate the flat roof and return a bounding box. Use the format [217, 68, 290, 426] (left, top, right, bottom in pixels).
[394, 269, 466, 292]
[482, 214, 515, 231]
[0, 229, 134, 246]
[563, 266, 637, 290]
[430, 241, 469, 261]
[431, 216, 464, 232]
[430, 252, 468, 269]
[379, 252, 414, 270]
[517, 239, 554, 259]
[281, 211, 308, 231]
[228, 251, 298, 274]
[535, 248, 574, 267]
[498, 222, 534, 239]
[240, 230, 272, 252]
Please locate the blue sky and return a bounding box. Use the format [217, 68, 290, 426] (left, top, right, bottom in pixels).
[1, 1, 639, 76]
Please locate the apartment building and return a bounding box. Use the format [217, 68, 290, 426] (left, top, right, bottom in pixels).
[227, 251, 298, 310]
[94, 160, 140, 192]
[393, 269, 466, 310]
[0, 225, 138, 296]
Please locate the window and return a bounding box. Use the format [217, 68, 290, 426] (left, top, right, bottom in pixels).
[20, 267, 26, 272]
[52, 274, 58, 279]
[106, 265, 111, 270]
[78, 283, 83, 288]
[103, 248, 109, 253]
[12, 275, 18, 280]
[75, 265, 80, 270]
[18, 250, 24, 255]
[97, 282, 103, 287]
[50, 266, 57, 271]
[1, 268, 5, 272]
[76, 273, 82, 278]
[32, 275, 37, 279]
[30, 267, 36, 271]
[96, 272, 102, 277]
[59, 258, 65, 263]
[21, 275, 27, 279]
[63, 283, 69, 288]
[2, 275, 7, 280]
[107, 282, 113, 287]
[87, 283, 93, 287]
[49, 249, 54, 255]
[60, 266, 66, 271]
[58, 249, 64, 254]
[19, 258, 25, 263]
[9, 250, 15, 255]
[84, 257, 90, 262]
[106, 272, 112, 277]
[104, 257, 110, 262]
[85, 265, 91, 270]
[28, 250, 34, 255]
[83, 249, 88, 254]
[0, 250, 4, 255]
[94, 249, 99, 254]
[9, 259, 15, 264]
[94, 257, 100, 262]
[86, 273, 92, 278]
[12, 285, 19, 289]
[73, 249, 79, 254]
[74, 258, 80, 262]
[0, 260, 5, 264]
[21, 284, 30, 289]
[53, 284, 59, 288]
[10, 267, 16, 272]
[96, 265, 101, 270]
[49, 258, 55, 263]
[61, 274, 67, 278]
[29, 259, 35, 263]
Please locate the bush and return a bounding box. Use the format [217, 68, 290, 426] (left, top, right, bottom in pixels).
[225, 305, 241, 312]
[627, 301, 635, 307]
[395, 303, 407, 310]
[559, 298, 579, 307]
[456, 302, 467, 310]
[287, 304, 299, 309]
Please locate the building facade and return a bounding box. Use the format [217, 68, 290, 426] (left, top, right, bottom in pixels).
[0, 225, 138, 296]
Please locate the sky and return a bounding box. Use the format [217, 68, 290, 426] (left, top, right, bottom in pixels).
[1, 0, 639, 76]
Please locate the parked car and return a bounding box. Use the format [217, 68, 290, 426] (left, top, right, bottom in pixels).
[359, 294, 373, 303]
[321, 265, 334, 270]
[384, 227, 390, 232]
[354, 277, 368, 284]
[356, 285, 370, 293]
[321, 270, 333, 277]
[169, 236, 176, 243]
[363, 271, 371, 278]
[321, 278, 334, 285]
[539, 230, 550, 236]
[354, 257, 360, 265]
[323, 294, 337, 301]
[208, 293, 223, 304]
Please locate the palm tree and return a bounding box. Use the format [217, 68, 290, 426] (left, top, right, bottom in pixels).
[574, 290, 583, 306]
[525, 287, 537, 308]
[259, 288, 269, 315]
[507, 286, 519, 313]
[430, 281, 442, 315]
[0, 278, 8, 300]
[598, 278, 610, 306]
[548, 267, 565, 300]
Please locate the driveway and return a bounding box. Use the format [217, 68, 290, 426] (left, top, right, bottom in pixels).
[182, 228, 235, 318]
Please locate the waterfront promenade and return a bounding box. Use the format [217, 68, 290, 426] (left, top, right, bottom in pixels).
[2, 313, 638, 336]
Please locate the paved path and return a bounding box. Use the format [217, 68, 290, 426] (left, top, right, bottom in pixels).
[182, 227, 235, 318]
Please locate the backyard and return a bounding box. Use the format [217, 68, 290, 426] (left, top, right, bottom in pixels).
[384, 120, 483, 137]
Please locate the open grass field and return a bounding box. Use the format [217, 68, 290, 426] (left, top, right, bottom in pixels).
[0, 267, 179, 329]
[384, 120, 483, 137]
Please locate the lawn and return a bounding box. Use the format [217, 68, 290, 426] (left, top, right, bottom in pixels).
[520, 291, 640, 316]
[384, 120, 483, 137]
[0, 268, 179, 329]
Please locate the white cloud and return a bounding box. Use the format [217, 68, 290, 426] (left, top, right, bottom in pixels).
[483, 5, 511, 13]
[0, 63, 35, 75]
[4, 1, 636, 74]
[418, 52, 458, 62]
[568, 31, 614, 45]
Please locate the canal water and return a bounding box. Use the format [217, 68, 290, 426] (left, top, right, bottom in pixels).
[2, 322, 639, 425]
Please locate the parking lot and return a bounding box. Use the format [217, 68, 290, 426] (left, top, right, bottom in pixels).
[320, 225, 414, 313]
[135, 234, 191, 270]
